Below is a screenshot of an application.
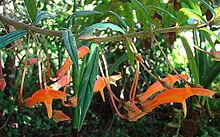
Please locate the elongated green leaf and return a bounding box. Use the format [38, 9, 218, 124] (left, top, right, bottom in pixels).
[77, 23, 125, 38]
[200, 28, 220, 43]
[181, 36, 200, 84]
[67, 10, 102, 28]
[0, 30, 28, 49]
[187, 0, 202, 15]
[200, 0, 216, 17]
[202, 62, 220, 87]
[24, 0, 37, 22]
[180, 8, 206, 23]
[62, 30, 78, 70]
[131, 0, 152, 25]
[109, 11, 129, 31]
[72, 10, 102, 19]
[147, 5, 176, 21]
[78, 44, 99, 130]
[35, 11, 55, 24]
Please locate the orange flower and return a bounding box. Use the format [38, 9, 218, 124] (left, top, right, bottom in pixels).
[68, 95, 78, 107]
[123, 101, 147, 122]
[93, 74, 122, 102]
[142, 86, 215, 117]
[56, 57, 73, 78]
[137, 74, 189, 103]
[78, 46, 90, 59]
[24, 86, 68, 118]
[56, 46, 90, 78]
[52, 110, 71, 123]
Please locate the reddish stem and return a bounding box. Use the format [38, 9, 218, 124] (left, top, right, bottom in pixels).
[43, 36, 59, 82]
[106, 82, 127, 120]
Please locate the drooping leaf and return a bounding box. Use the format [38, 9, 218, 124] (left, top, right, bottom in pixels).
[24, 0, 37, 22]
[200, 28, 220, 43]
[180, 36, 200, 84]
[176, 11, 189, 25]
[147, 5, 176, 21]
[67, 10, 103, 28]
[131, 0, 152, 26]
[109, 11, 129, 31]
[200, 0, 216, 17]
[35, 11, 55, 24]
[180, 8, 207, 23]
[77, 23, 125, 38]
[0, 30, 28, 49]
[62, 30, 79, 70]
[187, 0, 202, 15]
[78, 43, 99, 130]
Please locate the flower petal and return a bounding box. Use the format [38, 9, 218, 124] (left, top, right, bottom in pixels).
[56, 57, 73, 78]
[52, 110, 71, 123]
[50, 75, 72, 90]
[78, 46, 90, 59]
[45, 99, 53, 118]
[137, 74, 189, 103]
[68, 95, 78, 107]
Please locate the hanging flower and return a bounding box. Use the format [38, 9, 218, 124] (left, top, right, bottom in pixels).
[24, 86, 68, 118]
[93, 74, 122, 102]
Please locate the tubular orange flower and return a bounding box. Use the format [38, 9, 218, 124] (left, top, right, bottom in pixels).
[78, 46, 90, 59]
[123, 101, 147, 122]
[93, 75, 106, 102]
[141, 86, 215, 117]
[56, 46, 90, 78]
[93, 74, 122, 102]
[136, 74, 189, 103]
[24, 86, 68, 118]
[56, 57, 73, 78]
[52, 110, 71, 123]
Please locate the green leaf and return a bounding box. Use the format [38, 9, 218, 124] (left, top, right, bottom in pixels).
[24, 0, 37, 22]
[147, 5, 176, 21]
[0, 30, 28, 49]
[109, 11, 129, 31]
[62, 30, 79, 70]
[78, 43, 99, 130]
[200, 28, 220, 43]
[202, 62, 220, 87]
[109, 53, 128, 75]
[67, 10, 102, 28]
[176, 11, 188, 25]
[35, 11, 55, 24]
[131, 0, 152, 26]
[187, 0, 202, 15]
[77, 23, 125, 38]
[180, 8, 207, 23]
[180, 36, 200, 84]
[200, 0, 216, 17]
